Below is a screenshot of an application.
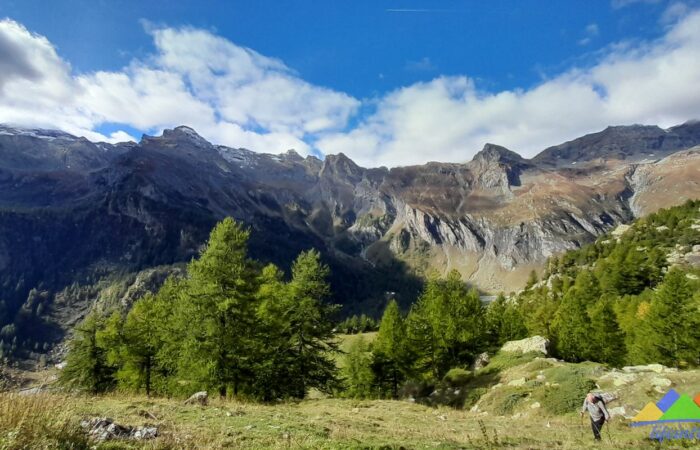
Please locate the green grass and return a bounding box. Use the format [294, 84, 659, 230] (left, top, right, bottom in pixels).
[0, 391, 685, 449]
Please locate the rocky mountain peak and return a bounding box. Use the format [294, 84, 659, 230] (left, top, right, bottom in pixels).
[320, 153, 363, 179]
[472, 143, 524, 165]
[281, 149, 304, 161]
[160, 125, 210, 145]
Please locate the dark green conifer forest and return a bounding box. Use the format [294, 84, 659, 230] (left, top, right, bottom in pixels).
[60, 200, 700, 400]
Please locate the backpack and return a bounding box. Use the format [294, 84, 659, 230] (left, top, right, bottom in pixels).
[593, 391, 617, 404]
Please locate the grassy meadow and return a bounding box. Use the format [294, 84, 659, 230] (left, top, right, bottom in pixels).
[0, 390, 689, 449]
[4, 340, 700, 449]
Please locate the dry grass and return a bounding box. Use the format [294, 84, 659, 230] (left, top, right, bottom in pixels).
[0, 391, 689, 449]
[0, 392, 90, 449]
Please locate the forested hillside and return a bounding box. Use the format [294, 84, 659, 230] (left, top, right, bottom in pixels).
[55, 201, 700, 403]
[516, 199, 700, 367]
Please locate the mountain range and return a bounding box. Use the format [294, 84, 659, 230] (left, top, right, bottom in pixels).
[1, 121, 700, 350]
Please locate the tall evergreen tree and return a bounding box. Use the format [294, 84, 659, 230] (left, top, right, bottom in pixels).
[114, 292, 170, 396]
[555, 270, 598, 362]
[254, 264, 295, 400]
[373, 299, 410, 398]
[176, 218, 260, 397]
[407, 270, 485, 379]
[487, 294, 528, 346]
[60, 312, 115, 393]
[587, 295, 626, 366]
[280, 250, 339, 397]
[342, 336, 374, 398]
[638, 268, 700, 367]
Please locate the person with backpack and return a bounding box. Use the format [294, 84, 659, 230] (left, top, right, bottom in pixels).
[580, 392, 611, 441]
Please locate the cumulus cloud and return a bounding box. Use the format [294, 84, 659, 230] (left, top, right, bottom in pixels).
[0, 19, 359, 153]
[1, 11, 700, 167]
[317, 10, 700, 166]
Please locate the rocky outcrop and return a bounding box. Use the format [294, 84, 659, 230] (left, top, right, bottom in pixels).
[501, 336, 549, 355]
[81, 417, 158, 442]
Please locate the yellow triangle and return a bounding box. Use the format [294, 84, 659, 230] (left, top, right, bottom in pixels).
[632, 402, 663, 422]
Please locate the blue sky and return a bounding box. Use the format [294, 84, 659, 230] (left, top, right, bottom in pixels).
[0, 0, 699, 166]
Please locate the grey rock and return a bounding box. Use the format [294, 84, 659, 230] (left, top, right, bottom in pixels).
[184, 391, 208, 406]
[472, 352, 490, 370]
[622, 364, 666, 374]
[80, 417, 157, 441]
[501, 336, 549, 355]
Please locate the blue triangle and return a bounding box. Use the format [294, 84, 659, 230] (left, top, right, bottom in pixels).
[656, 389, 680, 413]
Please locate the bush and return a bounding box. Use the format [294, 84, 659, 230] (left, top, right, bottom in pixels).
[497, 391, 529, 415]
[539, 375, 596, 415]
[463, 387, 488, 408]
[443, 368, 473, 387]
[476, 386, 529, 415]
[478, 351, 541, 375]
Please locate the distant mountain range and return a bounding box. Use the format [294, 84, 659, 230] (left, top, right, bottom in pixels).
[1, 121, 700, 351]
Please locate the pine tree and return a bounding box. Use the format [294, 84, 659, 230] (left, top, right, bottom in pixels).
[407, 270, 485, 379]
[638, 268, 699, 367]
[554, 270, 598, 362]
[60, 312, 115, 393]
[485, 294, 507, 346]
[115, 292, 170, 396]
[525, 270, 539, 290]
[176, 218, 260, 397]
[373, 299, 410, 398]
[254, 263, 296, 400]
[587, 295, 626, 366]
[342, 336, 374, 398]
[486, 294, 527, 346]
[280, 250, 339, 397]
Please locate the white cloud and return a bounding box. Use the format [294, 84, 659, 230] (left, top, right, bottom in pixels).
[0, 20, 358, 152]
[1, 11, 700, 168]
[661, 1, 691, 24]
[317, 10, 700, 167]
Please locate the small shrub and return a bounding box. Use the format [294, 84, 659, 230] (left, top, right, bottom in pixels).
[539, 375, 596, 415]
[479, 352, 541, 375]
[496, 391, 528, 415]
[463, 387, 488, 408]
[443, 368, 473, 387]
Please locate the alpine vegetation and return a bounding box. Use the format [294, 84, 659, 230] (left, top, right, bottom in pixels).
[60, 218, 340, 400]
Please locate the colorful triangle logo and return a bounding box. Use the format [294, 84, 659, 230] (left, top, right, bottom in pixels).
[631, 389, 700, 426]
[659, 395, 700, 422]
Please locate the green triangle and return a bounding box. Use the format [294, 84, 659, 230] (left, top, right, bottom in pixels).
[658, 395, 700, 421]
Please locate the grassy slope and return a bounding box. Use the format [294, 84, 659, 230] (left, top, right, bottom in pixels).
[0, 390, 691, 449]
[5, 347, 700, 449]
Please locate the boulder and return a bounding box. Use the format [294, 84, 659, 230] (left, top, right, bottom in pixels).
[622, 364, 665, 374]
[184, 391, 208, 406]
[501, 336, 549, 355]
[608, 406, 626, 418]
[604, 372, 637, 387]
[472, 352, 490, 370]
[80, 417, 157, 442]
[650, 377, 672, 388]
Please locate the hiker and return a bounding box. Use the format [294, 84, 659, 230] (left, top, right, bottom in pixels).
[580, 392, 610, 441]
